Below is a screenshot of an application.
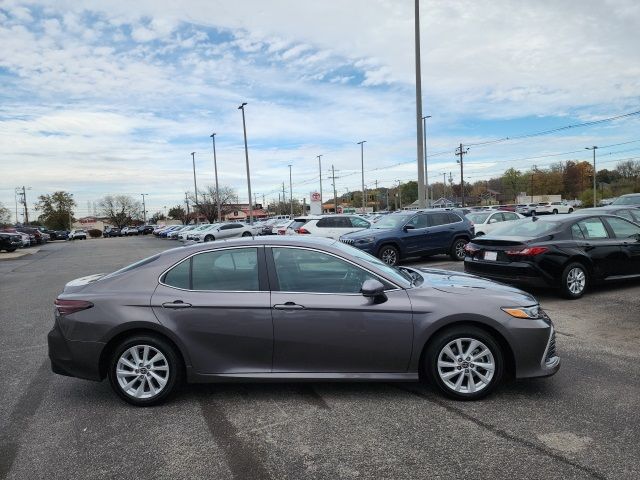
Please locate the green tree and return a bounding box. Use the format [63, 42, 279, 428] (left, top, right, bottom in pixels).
[168, 205, 188, 225]
[35, 191, 76, 229]
[150, 211, 166, 224]
[501, 168, 525, 202]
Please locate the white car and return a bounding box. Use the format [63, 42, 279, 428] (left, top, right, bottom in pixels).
[535, 201, 574, 215]
[287, 215, 371, 239]
[17, 232, 31, 247]
[192, 222, 254, 242]
[168, 225, 195, 239]
[184, 224, 211, 240]
[69, 229, 87, 240]
[466, 211, 524, 237]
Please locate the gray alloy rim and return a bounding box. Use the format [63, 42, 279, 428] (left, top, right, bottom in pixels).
[437, 337, 495, 394]
[455, 241, 466, 259]
[567, 267, 586, 295]
[381, 248, 397, 265]
[116, 345, 169, 399]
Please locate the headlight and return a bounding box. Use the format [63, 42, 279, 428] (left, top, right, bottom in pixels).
[501, 305, 545, 319]
[356, 237, 375, 244]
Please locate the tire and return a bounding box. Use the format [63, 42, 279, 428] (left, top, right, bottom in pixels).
[552, 209, 558, 214]
[108, 335, 182, 407]
[204, 235, 214, 242]
[568, 208, 574, 213]
[560, 262, 588, 299]
[450, 238, 468, 261]
[7, 247, 17, 252]
[424, 325, 504, 400]
[378, 244, 399, 266]
[241, 231, 252, 237]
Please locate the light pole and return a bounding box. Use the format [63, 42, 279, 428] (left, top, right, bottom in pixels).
[288, 164, 293, 216]
[586, 146, 598, 207]
[191, 152, 199, 224]
[210, 133, 222, 222]
[140, 193, 148, 224]
[414, 0, 426, 208]
[238, 102, 253, 225]
[317, 154, 323, 205]
[422, 115, 432, 206]
[358, 140, 366, 213]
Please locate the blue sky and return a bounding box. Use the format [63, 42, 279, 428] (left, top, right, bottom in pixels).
[1, 0, 639, 220]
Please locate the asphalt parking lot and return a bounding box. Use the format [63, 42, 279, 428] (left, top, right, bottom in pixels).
[1, 237, 639, 479]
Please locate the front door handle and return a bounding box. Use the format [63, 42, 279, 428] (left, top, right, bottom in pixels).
[273, 302, 304, 310]
[162, 300, 192, 309]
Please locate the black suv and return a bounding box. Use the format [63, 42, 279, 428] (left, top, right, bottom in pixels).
[103, 227, 121, 237]
[340, 209, 473, 265]
[0, 232, 22, 252]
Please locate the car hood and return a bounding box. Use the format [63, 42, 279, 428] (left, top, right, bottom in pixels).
[412, 267, 537, 304]
[341, 227, 392, 240]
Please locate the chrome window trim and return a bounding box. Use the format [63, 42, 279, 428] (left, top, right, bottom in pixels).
[269, 245, 404, 292]
[158, 245, 262, 292]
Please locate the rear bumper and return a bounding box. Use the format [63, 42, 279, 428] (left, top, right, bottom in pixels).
[48, 318, 104, 381]
[464, 259, 554, 289]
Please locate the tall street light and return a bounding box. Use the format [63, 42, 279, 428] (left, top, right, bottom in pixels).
[238, 102, 253, 225]
[140, 193, 149, 224]
[288, 164, 293, 216]
[586, 146, 598, 207]
[414, 0, 426, 208]
[358, 140, 366, 213]
[191, 152, 199, 224]
[422, 115, 432, 206]
[210, 133, 222, 222]
[317, 154, 323, 205]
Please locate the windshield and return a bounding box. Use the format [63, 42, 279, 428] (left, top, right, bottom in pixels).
[371, 214, 412, 229]
[488, 218, 562, 237]
[612, 195, 640, 205]
[466, 212, 490, 223]
[332, 241, 411, 288]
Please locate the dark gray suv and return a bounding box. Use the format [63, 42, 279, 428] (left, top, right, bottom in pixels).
[48, 236, 559, 406]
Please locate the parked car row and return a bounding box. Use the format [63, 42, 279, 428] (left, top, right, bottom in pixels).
[103, 225, 155, 237]
[151, 223, 257, 242]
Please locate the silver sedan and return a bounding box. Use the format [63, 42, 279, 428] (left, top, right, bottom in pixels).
[48, 237, 559, 406]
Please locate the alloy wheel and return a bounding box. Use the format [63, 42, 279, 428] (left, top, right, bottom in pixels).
[437, 337, 495, 394]
[566, 267, 586, 295]
[116, 345, 169, 399]
[455, 240, 466, 260]
[380, 248, 397, 265]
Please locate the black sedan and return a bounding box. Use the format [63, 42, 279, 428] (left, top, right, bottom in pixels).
[464, 214, 640, 298]
[578, 206, 640, 223]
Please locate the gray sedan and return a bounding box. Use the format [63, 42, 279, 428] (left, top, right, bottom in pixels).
[48, 237, 559, 406]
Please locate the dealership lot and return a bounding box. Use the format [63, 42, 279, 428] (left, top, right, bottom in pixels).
[1, 237, 639, 479]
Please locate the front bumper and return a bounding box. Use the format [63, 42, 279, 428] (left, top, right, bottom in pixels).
[507, 316, 561, 379]
[48, 318, 105, 381]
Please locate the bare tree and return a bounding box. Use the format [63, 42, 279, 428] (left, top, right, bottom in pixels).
[189, 185, 237, 223]
[99, 195, 142, 228]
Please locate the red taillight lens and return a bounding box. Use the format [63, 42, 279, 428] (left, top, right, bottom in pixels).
[278, 229, 286, 235]
[464, 244, 479, 254]
[55, 299, 94, 316]
[297, 228, 310, 234]
[506, 246, 549, 256]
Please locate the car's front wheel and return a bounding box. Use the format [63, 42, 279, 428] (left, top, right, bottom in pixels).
[560, 262, 588, 299]
[378, 245, 399, 266]
[425, 326, 504, 400]
[108, 335, 182, 407]
[242, 231, 252, 237]
[450, 238, 468, 261]
[204, 235, 214, 242]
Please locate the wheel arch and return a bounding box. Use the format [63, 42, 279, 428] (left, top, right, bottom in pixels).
[377, 241, 401, 256]
[418, 320, 516, 380]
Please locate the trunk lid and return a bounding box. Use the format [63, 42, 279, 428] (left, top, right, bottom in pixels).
[62, 273, 107, 294]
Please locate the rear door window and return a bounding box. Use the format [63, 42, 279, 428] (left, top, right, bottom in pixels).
[407, 214, 429, 228]
[428, 212, 451, 227]
[316, 217, 336, 228]
[604, 217, 640, 239]
[575, 218, 609, 239]
[192, 248, 259, 291]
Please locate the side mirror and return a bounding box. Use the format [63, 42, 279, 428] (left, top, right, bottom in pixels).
[361, 279, 387, 303]
[403, 224, 415, 232]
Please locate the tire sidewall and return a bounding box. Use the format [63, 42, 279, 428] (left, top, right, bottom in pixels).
[378, 245, 399, 266]
[108, 335, 182, 407]
[561, 262, 588, 299]
[425, 326, 504, 400]
[450, 238, 467, 261]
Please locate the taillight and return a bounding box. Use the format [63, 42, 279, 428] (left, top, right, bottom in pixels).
[55, 298, 94, 316]
[506, 246, 549, 256]
[464, 244, 479, 254]
[297, 228, 311, 234]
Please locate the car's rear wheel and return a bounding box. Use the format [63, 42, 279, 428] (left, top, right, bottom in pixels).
[450, 238, 468, 261]
[378, 245, 399, 266]
[204, 235, 214, 242]
[424, 326, 504, 400]
[552, 209, 558, 214]
[242, 231, 252, 237]
[108, 335, 182, 407]
[568, 208, 574, 213]
[561, 262, 588, 299]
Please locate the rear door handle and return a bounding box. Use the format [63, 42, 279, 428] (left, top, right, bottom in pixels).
[162, 301, 192, 309]
[273, 302, 305, 310]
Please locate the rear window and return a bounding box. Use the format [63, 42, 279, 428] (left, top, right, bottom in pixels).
[488, 218, 561, 237]
[289, 218, 310, 230]
[466, 212, 490, 223]
[103, 253, 162, 279]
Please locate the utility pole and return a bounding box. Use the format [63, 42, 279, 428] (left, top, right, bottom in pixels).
[210, 133, 222, 222]
[185, 192, 190, 222]
[191, 152, 199, 224]
[414, 0, 426, 208]
[331, 165, 338, 214]
[238, 102, 253, 225]
[442, 173, 447, 200]
[586, 146, 598, 207]
[530, 173, 534, 203]
[22, 186, 29, 224]
[455, 144, 469, 207]
[397, 180, 403, 209]
[282, 183, 286, 216]
[357, 141, 366, 213]
[317, 155, 323, 205]
[278, 193, 281, 215]
[288, 164, 293, 216]
[140, 194, 148, 224]
[422, 115, 432, 206]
